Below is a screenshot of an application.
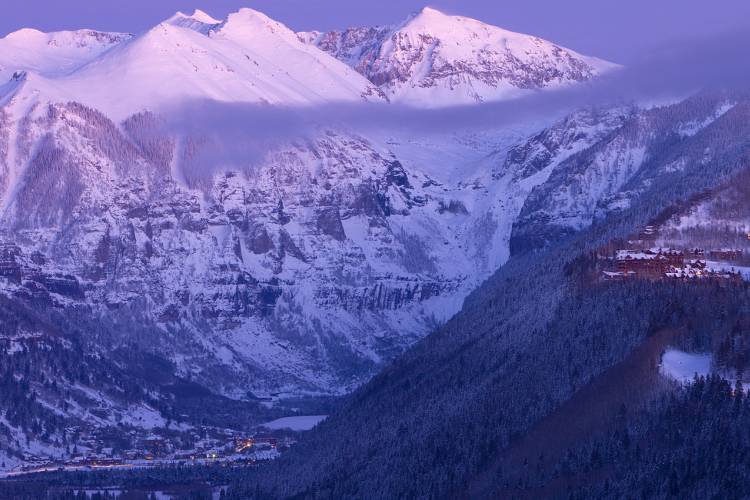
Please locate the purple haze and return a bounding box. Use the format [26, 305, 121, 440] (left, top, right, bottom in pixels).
[155, 25, 750, 180]
[3, 0, 750, 62]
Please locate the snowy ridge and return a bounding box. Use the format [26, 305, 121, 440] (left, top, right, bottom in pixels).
[0, 8, 385, 120]
[0, 6, 617, 115]
[165, 9, 222, 34]
[0, 27, 131, 79]
[301, 7, 618, 106]
[511, 92, 743, 254]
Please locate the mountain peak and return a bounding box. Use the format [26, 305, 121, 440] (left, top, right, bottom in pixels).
[7, 4, 383, 119]
[226, 7, 278, 27]
[167, 9, 220, 23]
[210, 7, 291, 41]
[417, 6, 446, 16]
[3, 27, 45, 41]
[302, 8, 617, 106]
[402, 6, 458, 31]
[165, 7, 276, 34]
[0, 27, 131, 81]
[165, 9, 221, 33]
[188, 9, 220, 24]
[402, 6, 506, 35]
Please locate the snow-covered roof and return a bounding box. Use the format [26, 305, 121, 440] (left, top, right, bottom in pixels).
[649, 247, 682, 255]
[616, 250, 657, 260]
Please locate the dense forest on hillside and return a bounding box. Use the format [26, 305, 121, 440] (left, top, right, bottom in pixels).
[224, 129, 750, 498]
[516, 375, 750, 500]
[5, 373, 750, 500]
[226, 276, 750, 499]
[0, 295, 288, 468]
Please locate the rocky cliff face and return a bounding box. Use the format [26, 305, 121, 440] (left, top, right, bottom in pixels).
[510, 92, 744, 254]
[0, 96, 553, 398]
[4, 89, 737, 401]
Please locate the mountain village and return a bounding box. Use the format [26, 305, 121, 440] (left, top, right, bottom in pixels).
[598, 225, 749, 282]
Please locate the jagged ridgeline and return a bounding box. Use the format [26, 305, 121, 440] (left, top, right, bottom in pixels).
[227, 90, 750, 499]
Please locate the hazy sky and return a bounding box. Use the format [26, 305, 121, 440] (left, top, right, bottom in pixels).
[2, 0, 750, 63]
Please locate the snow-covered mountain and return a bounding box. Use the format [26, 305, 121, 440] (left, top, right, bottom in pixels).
[0, 6, 619, 399]
[0, 27, 131, 80]
[511, 92, 742, 254]
[0, 5, 634, 469]
[0, 9, 384, 121]
[300, 7, 617, 106]
[0, 95, 543, 396]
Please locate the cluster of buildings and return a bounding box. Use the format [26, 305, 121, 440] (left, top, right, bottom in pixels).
[601, 247, 743, 282]
[9, 427, 291, 476]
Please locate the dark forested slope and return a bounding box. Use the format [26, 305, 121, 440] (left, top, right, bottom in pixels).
[228, 90, 750, 499]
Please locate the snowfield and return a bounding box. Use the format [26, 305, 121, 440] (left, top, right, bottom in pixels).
[660, 349, 712, 384]
[261, 415, 328, 431]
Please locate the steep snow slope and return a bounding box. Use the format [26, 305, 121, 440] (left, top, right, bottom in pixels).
[0, 9, 384, 121]
[301, 7, 617, 106]
[0, 27, 131, 80]
[511, 92, 742, 253]
[0, 81, 638, 398]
